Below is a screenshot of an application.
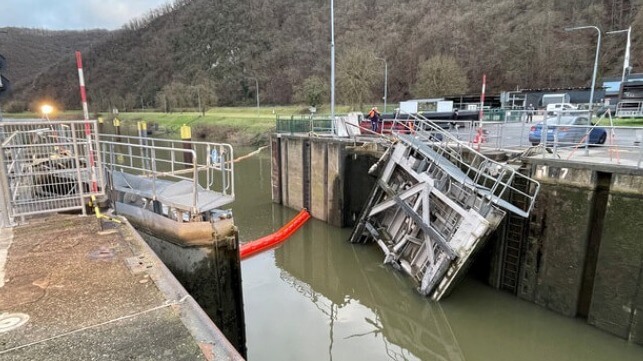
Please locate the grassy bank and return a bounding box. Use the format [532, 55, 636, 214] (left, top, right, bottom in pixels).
[4, 105, 643, 145]
[3, 105, 359, 145]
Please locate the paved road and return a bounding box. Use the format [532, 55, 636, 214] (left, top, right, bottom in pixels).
[445, 120, 642, 150]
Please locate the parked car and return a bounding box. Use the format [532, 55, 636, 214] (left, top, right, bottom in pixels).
[545, 103, 578, 115]
[528, 115, 607, 146]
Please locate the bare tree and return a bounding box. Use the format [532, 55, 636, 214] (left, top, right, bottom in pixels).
[412, 55, 468, 98]
[337, 48, 379, 110]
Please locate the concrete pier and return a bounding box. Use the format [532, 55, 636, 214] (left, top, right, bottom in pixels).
[0, 214, 242, 360]
[272, 134, 370, 227]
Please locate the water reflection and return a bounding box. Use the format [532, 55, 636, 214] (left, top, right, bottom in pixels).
[235, 146, 643, 361]
[273, 220, 464, 361]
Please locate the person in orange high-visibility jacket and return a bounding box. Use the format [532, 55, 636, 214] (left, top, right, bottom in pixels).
[367, 107, 381, 132]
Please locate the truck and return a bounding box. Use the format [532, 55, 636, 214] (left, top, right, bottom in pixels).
[541, 93, 571, 108]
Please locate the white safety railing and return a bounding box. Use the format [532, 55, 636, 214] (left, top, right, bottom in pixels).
[99, 134, 234, 215]
[616, 101, 643, 118]
[0, 120, 104, 225]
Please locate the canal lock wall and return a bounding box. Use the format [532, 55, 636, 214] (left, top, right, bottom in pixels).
[270, 134, 643, 345]
[494, 160, 643, 345]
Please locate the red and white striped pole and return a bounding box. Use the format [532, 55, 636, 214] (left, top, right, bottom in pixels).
[478, 73, 486, 124]
[475, 74, 487, 150]
[76, 50, 98, 193]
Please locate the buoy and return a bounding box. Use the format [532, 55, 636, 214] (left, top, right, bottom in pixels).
[240, 209, 311, 259]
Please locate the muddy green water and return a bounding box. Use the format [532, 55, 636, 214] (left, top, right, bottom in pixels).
[231, 147, 643, 361]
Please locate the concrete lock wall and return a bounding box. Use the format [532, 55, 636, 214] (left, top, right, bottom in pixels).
[271, 133, 643, 345]
[589, 174, 643, 343]
[519, 165, 597, 317]
[272, 135, 349, 227]
[510, 161, 643, 345]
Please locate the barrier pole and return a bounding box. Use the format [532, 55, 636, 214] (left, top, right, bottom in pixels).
[76, 51, 98, 193]
[476, 74, 486, 151]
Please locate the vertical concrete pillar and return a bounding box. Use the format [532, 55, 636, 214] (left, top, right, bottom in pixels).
[310, 141, 328, 221]
[588, 174, 643, 344]
[280, 137, 289, 207]
[326, 141, 345, 227]
[271, 136, 282, 204]
[520, 165, 596, 317]
[285, 137, 304, 210]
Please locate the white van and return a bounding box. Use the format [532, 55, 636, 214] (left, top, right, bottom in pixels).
[546, 103, 577, 114]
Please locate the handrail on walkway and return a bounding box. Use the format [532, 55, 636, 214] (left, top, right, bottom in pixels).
[388, 111, 540, 218]
[99, 134, 235, 215]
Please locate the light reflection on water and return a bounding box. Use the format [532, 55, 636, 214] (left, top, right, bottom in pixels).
[230, 146, 643, 361]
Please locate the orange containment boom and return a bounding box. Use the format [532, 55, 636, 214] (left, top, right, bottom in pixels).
[240, 209, 311, 259]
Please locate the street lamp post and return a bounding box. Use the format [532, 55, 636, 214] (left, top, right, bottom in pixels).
[606, 26, 632, 85]
[247, 76, 260, 116]
[375, 57, 388, 113]
[564, 26, 601, 112]
[330, 0, 336, 135]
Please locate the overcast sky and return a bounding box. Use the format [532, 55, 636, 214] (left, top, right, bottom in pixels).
[0, 0, 170, 30]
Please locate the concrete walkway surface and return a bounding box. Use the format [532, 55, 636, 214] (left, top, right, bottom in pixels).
[0, 214, 242, 360]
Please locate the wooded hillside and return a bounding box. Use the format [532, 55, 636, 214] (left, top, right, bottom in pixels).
[0, 28, 109, 101]
[2, 0, 642, 112]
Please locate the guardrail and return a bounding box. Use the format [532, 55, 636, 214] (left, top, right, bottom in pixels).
[273, 110, 643, 169]
[276, 115, 333, 134]
[99, 134, 235, 214]
[442, 110, 643, 169]
[0, 120, 103, 225]
[391, 112, 540, 218]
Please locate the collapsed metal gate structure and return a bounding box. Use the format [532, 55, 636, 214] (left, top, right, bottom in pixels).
[349, 115, 540, 300]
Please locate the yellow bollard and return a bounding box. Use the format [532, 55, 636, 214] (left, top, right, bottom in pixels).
[113, 117, 121, 139]
[180, 124, 193, 167]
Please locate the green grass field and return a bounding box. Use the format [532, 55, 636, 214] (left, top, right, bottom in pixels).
[4, 104, 359, 131]
[4, 105, 642, 144]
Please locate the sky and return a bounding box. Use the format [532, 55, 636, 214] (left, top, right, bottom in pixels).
[0, 0, 171, 30]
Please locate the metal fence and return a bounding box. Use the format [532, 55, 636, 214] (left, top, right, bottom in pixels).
[273, 110, 642, 169]
[275, 115, 333, 134]
[0, 120, 104, 226]
[99, 134, 235, 215]
[448, 110, 643, 169]
[396, 112, 541, 218]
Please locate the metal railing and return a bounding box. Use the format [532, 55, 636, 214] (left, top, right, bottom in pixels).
[273, 110, 643, 170]
[276, 115, 333, 134]
[99, 134, 234, 214]
[391, 112, 541, 218]
[616, 100, 643, 118]
[0, 120, 104, 225]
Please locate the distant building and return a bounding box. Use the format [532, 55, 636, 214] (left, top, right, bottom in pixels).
[602, 73, 643, 104]
[501, 87, 605, 109]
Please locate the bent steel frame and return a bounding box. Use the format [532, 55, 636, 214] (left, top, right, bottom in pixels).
[350, 113, 540, 300]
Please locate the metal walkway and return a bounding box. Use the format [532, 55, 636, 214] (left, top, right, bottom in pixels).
[349, 114, 540, 300]
[100, 134, 235, 221]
